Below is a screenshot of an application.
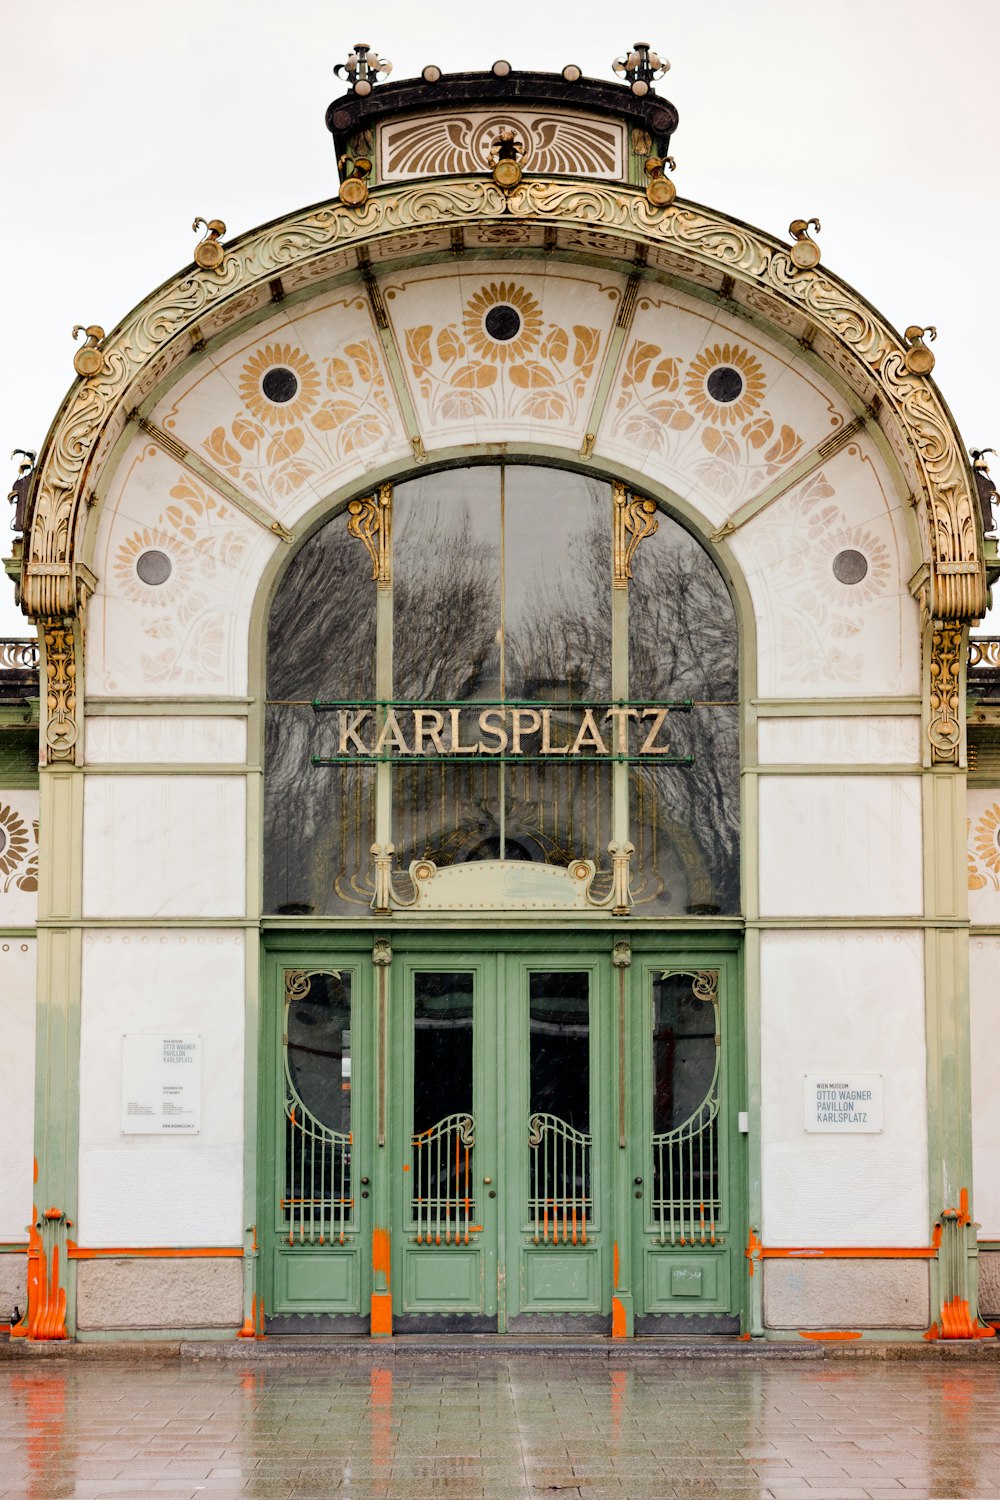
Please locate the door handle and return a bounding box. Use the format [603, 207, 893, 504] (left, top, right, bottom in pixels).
[483, 1176, 492, 1184]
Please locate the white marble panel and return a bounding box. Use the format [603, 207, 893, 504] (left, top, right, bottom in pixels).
[0, 940, 35, 1241]
[968, 790, 1000, 926]
[384, 261, 624, 451]
[731, 437, 920, 698]
[597, 287, 852, 527]
[82, 777, 245, 918]
[0, 790, 38, 928]
[757, 717, 922, 766]
[85, 717, 247, 766]
[78, 929, 244, 1246]
[155, 291, 411, 531]
[87, 437, 279, 697]
[971, 938, 1000, 1239]
[760, 930, 928, 1245]
[758, 775, 923, 917]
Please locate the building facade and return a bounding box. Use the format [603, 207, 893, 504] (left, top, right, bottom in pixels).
[2, 49, 1000, 1342]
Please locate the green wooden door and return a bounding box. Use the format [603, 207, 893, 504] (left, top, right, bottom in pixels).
[629, 948, 746, 1333]
[389, 947, 613, 1332]
[260, 956, 373, 1333]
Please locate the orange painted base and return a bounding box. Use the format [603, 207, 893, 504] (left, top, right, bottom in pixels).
[798, 1330, 862, 1342]
[370, 1292, 393, 1337]
[611, 1296, 627, 1339]
[925, 1298, 996, 1341]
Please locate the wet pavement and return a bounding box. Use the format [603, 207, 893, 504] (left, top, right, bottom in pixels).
[2, 1351, 1000, 1500]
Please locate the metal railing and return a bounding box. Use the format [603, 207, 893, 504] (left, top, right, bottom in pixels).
[528, 1112, 592, 1244]
[0, 638, 38, 670]
[283, 1096, 353, 1246]
[651, 1094, 721, 1246]
[411, 1112, 476, 1244]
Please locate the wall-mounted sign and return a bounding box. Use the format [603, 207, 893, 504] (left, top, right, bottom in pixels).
[121, 1034, 201, 1135]
[804, 1074, 883, 1133]
[312, 699, 694, 764]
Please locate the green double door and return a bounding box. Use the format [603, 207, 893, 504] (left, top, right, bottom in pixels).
[261, 937, 745, 1335]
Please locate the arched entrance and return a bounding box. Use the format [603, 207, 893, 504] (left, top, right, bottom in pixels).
[259, 462, 746, 1333]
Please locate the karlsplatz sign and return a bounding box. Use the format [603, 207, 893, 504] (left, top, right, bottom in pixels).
[312, 700, 693, 764]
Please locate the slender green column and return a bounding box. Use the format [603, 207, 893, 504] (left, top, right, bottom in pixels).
[611, 939, 634, 1335]
[370, 936, 393, 1334]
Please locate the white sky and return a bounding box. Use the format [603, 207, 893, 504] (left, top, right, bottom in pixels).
[2, 0, 998, 636]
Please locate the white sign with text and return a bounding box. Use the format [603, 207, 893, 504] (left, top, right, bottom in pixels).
[121, 1033, 201, 1134]
[804, 1073, 883, 1133]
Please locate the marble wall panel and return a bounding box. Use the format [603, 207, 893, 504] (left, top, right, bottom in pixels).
[85, 717, 247, 766]
[0, 940, 35, 1242]
[760, 930, 929, 1245]
[758, 775, 923, 917]
[730, 437, 919, 698]
[154, 291, 411, 531]
[757, 717, 922, 766]
[82, 777, 245, 919]
[0, 790, 38, 928]
[88, 438, 279, 697]
[971, 937, 1000, 1239]
[597, 287, 853, 529]
[968, 789, 1000, 925]
[383, 261, 624, 450]
[78, 930, 244, 1246]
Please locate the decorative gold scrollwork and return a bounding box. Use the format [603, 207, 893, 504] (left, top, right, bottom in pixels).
[788, 217, 821, 269]
[284, 970, 313, 1003]
[644, 155, 677, 209]
[692, 969, 720, 1007]
[71, 325, 105, 378]
[613, 480, 659, 584]
[192, 217, 227, 271]
[42, 621, 78, 763]
[347, 482, 392, 584]
[928, 623, 964, 765]
[904, 324, 937, 375]
[338, 155, 373, 208]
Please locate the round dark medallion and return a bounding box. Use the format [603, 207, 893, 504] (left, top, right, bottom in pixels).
[832, 548, 868, 585]
[0, 828, 7, 855]
[706, 366, 744, 404]
[484, 304, 521, 342]
[261, 366, 299, 403]
[136, 549, 172, 585]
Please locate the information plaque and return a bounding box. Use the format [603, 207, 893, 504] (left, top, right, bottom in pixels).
[121, 1033, 201, 1134]
[803, 1073, 883, 1134]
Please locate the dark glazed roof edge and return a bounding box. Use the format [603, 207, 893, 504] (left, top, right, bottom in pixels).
[325, 70, 679, 156]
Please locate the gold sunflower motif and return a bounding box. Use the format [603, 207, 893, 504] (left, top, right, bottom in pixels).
[113, 526, 190, 606]
[685, 342, 766, 425]
[0, 804, 30, 879]
[462, 282, 544, 364]
[238, 343, 321, 427]
[973, 804, 1000, 887]
[817, 526, 893, 607]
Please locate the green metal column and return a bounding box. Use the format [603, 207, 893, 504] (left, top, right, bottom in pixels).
[371, 936, 393, 1334]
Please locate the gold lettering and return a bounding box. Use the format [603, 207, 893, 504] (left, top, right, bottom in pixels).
[570, 709, 609, 756]
[639, 707, 671, 754]
[413, 709, 446, 753]
[541, 709, 568, 755]
[373, 710, 412, 755]
[511, 708, 541, 754]
[339, 709, 371, 754]
[448, 708, 478, 754]
[603, 706, 639, 754]
[477, 709, 509, 753]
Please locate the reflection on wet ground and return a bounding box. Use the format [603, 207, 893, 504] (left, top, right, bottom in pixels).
[2, 1353, 1000, 1499]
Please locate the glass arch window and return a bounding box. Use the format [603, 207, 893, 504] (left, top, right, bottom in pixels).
[264, 464, 739, 916]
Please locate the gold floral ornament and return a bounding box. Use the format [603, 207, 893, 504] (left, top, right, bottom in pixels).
[0, 804, 32, 889]
[238, 344, 321, 427]
[462, 282, 544, 364]
[971, 804, 1000, 892]
[685, 343, 766, 426]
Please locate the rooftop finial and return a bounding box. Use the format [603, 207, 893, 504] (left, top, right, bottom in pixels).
[612, 42, 669, 97]
[335, 43, 392, 97]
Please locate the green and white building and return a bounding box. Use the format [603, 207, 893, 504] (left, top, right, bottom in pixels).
[2, 47, 1000, 1343]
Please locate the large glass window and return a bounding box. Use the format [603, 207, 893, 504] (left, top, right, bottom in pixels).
[264, 463, 739, 915]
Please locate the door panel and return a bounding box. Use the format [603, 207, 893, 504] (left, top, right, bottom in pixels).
[392, 960, 498, 1329]
[631, 957, 744, 1333]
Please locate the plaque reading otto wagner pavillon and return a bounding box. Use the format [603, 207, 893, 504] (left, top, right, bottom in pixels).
[2, 41, 1000, 1344]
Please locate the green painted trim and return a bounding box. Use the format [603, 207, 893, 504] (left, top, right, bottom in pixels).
[0, 1244, 28, 1253]
[748, 917, 964, 929]
[743, 924, 763, 1337]
[746, 764, 923, 776]
[79, 764, 254, 776]
[753, 699, 922, 716]
[75, 1328, 238, 1342]
[38, 918, 259, 930]
[85, 700, 252, 716]
[970, 925, 1000, 936]
[0, 928, 36, 939]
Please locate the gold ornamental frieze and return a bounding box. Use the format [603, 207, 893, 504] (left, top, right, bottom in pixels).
[19, 175, 986, 629]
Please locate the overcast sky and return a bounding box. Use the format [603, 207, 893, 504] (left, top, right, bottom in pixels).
[2, 0, 998, 635]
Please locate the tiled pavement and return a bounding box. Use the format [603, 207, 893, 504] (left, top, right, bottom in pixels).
[2, 1352, 1000, 1500]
